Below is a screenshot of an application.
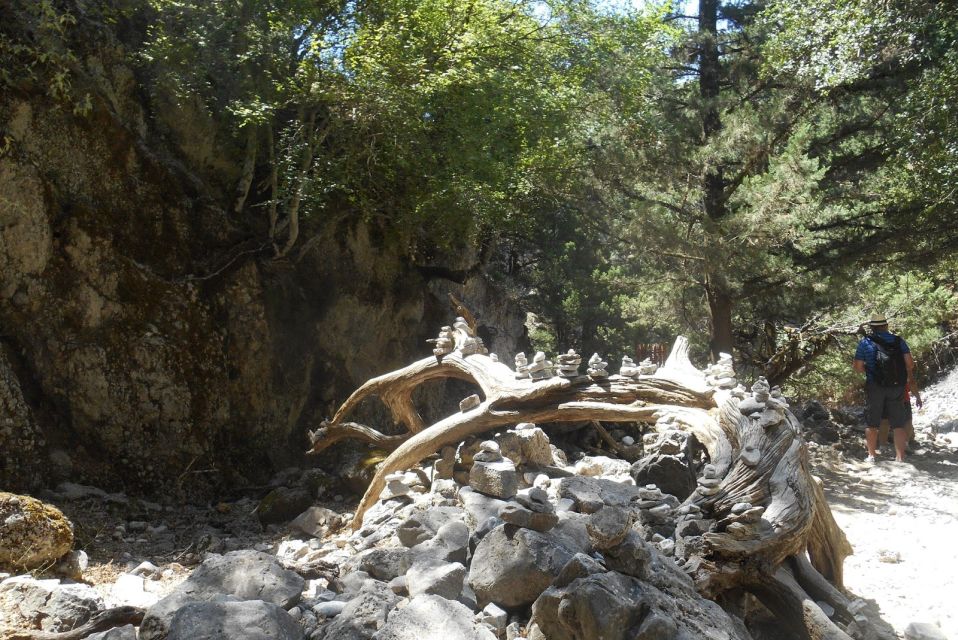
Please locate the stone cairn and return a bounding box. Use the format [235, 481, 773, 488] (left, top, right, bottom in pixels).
[514, 352, 531, 380]
[637, 357, 658, 375]
[427, 326, 455, 358]
[452, 317, 486, 356]
[529, 352, 553, 381]
[704, 352, 737, 389]
[619, 355, 639, 378]
[586, 353, 609, 379]
[555, 350, 582, 378]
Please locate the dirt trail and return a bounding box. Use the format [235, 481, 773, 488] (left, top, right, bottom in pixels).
[811, 430, 958, 638]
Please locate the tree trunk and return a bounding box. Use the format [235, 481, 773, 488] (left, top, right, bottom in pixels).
[232, 125, 258, 214]
[699, 0, 736, 362]
[707, 276, 735, 360]
[699, 0, 725, 221]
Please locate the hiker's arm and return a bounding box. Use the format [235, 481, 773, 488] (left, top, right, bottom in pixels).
[905, 353, 922, 407]
[853, 359, 866, 375]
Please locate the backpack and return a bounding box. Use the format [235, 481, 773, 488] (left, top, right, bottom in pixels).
[868, 334, 908, 387]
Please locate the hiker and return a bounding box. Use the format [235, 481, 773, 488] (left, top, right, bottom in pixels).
[853, 314, 922, 462]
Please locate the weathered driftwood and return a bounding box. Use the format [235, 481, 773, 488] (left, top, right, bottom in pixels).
[309, 320, 883, 640]
[309, 347, 715, 528]
[1, 606, 144, 640]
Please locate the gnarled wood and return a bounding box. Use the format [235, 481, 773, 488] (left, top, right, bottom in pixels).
[310, 322, 867, 640]
[1, 606, 144, 640]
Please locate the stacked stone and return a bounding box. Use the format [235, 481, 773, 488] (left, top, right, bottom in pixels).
[672, 503, 708, 560]
[586, 353, 609, 379]
[428, 326, 455, 357]
[752, 377, 770, 401]
[498, 487, 558, 532]
[556, 350, 582, 378]
[632, 484, 677, 526]
[452, 317, 485, 356]
[434, 446, 457, 480]
[739, 376, 789, 431]
[704, 352, 737, 389]
[695, 464, 721, 497]
[529, 352, 554, 381]
[468, 441, 517, 500]
[739, 376, 769, 415]
[514, 352, 531, 380]
[719, 501, 768, 540]
[722, 502, 765, 525]
[619, 356, 639, 378]
[637, 357, 658, 375]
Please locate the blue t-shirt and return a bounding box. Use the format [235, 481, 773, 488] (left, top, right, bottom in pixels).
[855, 331, 910, 383]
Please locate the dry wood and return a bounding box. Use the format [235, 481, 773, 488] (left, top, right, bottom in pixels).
[1, 606, 144, 640]
[309, 323, 868, 640]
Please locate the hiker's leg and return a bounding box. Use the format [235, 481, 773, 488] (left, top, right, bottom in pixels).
[866, 427, 879, 458]
[893, 427, 908, 462]
[864, 383, 883, 458]
[887, 385, 909, 461]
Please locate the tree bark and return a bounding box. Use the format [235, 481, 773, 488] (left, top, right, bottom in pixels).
[232, 125, 258, 214]
[707, 276, 735, 360]
[699, 0, 724, 220]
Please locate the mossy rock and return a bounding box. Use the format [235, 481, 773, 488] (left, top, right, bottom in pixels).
[256, 487, 313, 525]
[0, 491, 74, 571]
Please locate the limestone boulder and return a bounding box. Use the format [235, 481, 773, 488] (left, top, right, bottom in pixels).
[556, 476, 642, 514]
[0, 575, 104, 632]
[343, 548, 409, 582]
[372, 594, 497, 640]
[166, 599, 303, 640]
[496, 426, 555, 467]
[319, 578, 400, 640]
[406, 559, 466, 599]
[140, 550, 304, 640]
[0, 492, 73, 571]
[469, 460, 518, 499]
[574, 455, 631, 477]
[468, 524, 576, 608]
[530, 568, 750, 640]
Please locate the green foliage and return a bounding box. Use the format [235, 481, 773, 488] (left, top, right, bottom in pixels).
[5, 0, 953, 400]
[137, 0, 667, 253]
[0, 0, 91, 113]
[785, 270, 958, 401]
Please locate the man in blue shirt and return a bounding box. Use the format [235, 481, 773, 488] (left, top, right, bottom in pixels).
[853, 313, 922, 463]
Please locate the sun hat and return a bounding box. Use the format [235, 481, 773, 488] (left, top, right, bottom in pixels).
[868, 313, 889, 327]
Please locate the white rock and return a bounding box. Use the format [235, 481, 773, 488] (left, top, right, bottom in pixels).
[407, 559, 467, 600]
[480, 602, 508, 634]
[574, 456, 631, 477]
[110, 573, 160, 609]
[312, 600, 347, 618]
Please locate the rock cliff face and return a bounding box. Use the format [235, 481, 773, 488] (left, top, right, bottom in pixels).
[0, 37, 524, 496]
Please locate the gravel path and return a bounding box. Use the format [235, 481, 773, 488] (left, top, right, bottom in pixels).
[810, 369, 958, 639]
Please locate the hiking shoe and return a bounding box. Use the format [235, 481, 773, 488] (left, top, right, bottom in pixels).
[865, 455, 876, 464]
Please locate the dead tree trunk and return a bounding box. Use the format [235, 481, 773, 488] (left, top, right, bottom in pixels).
[309, 318, 888, 640]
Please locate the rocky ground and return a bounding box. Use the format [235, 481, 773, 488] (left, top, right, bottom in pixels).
[1, 372, 957, 640]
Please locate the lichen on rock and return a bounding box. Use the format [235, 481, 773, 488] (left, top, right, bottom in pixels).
[0, 492, 74, 572]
